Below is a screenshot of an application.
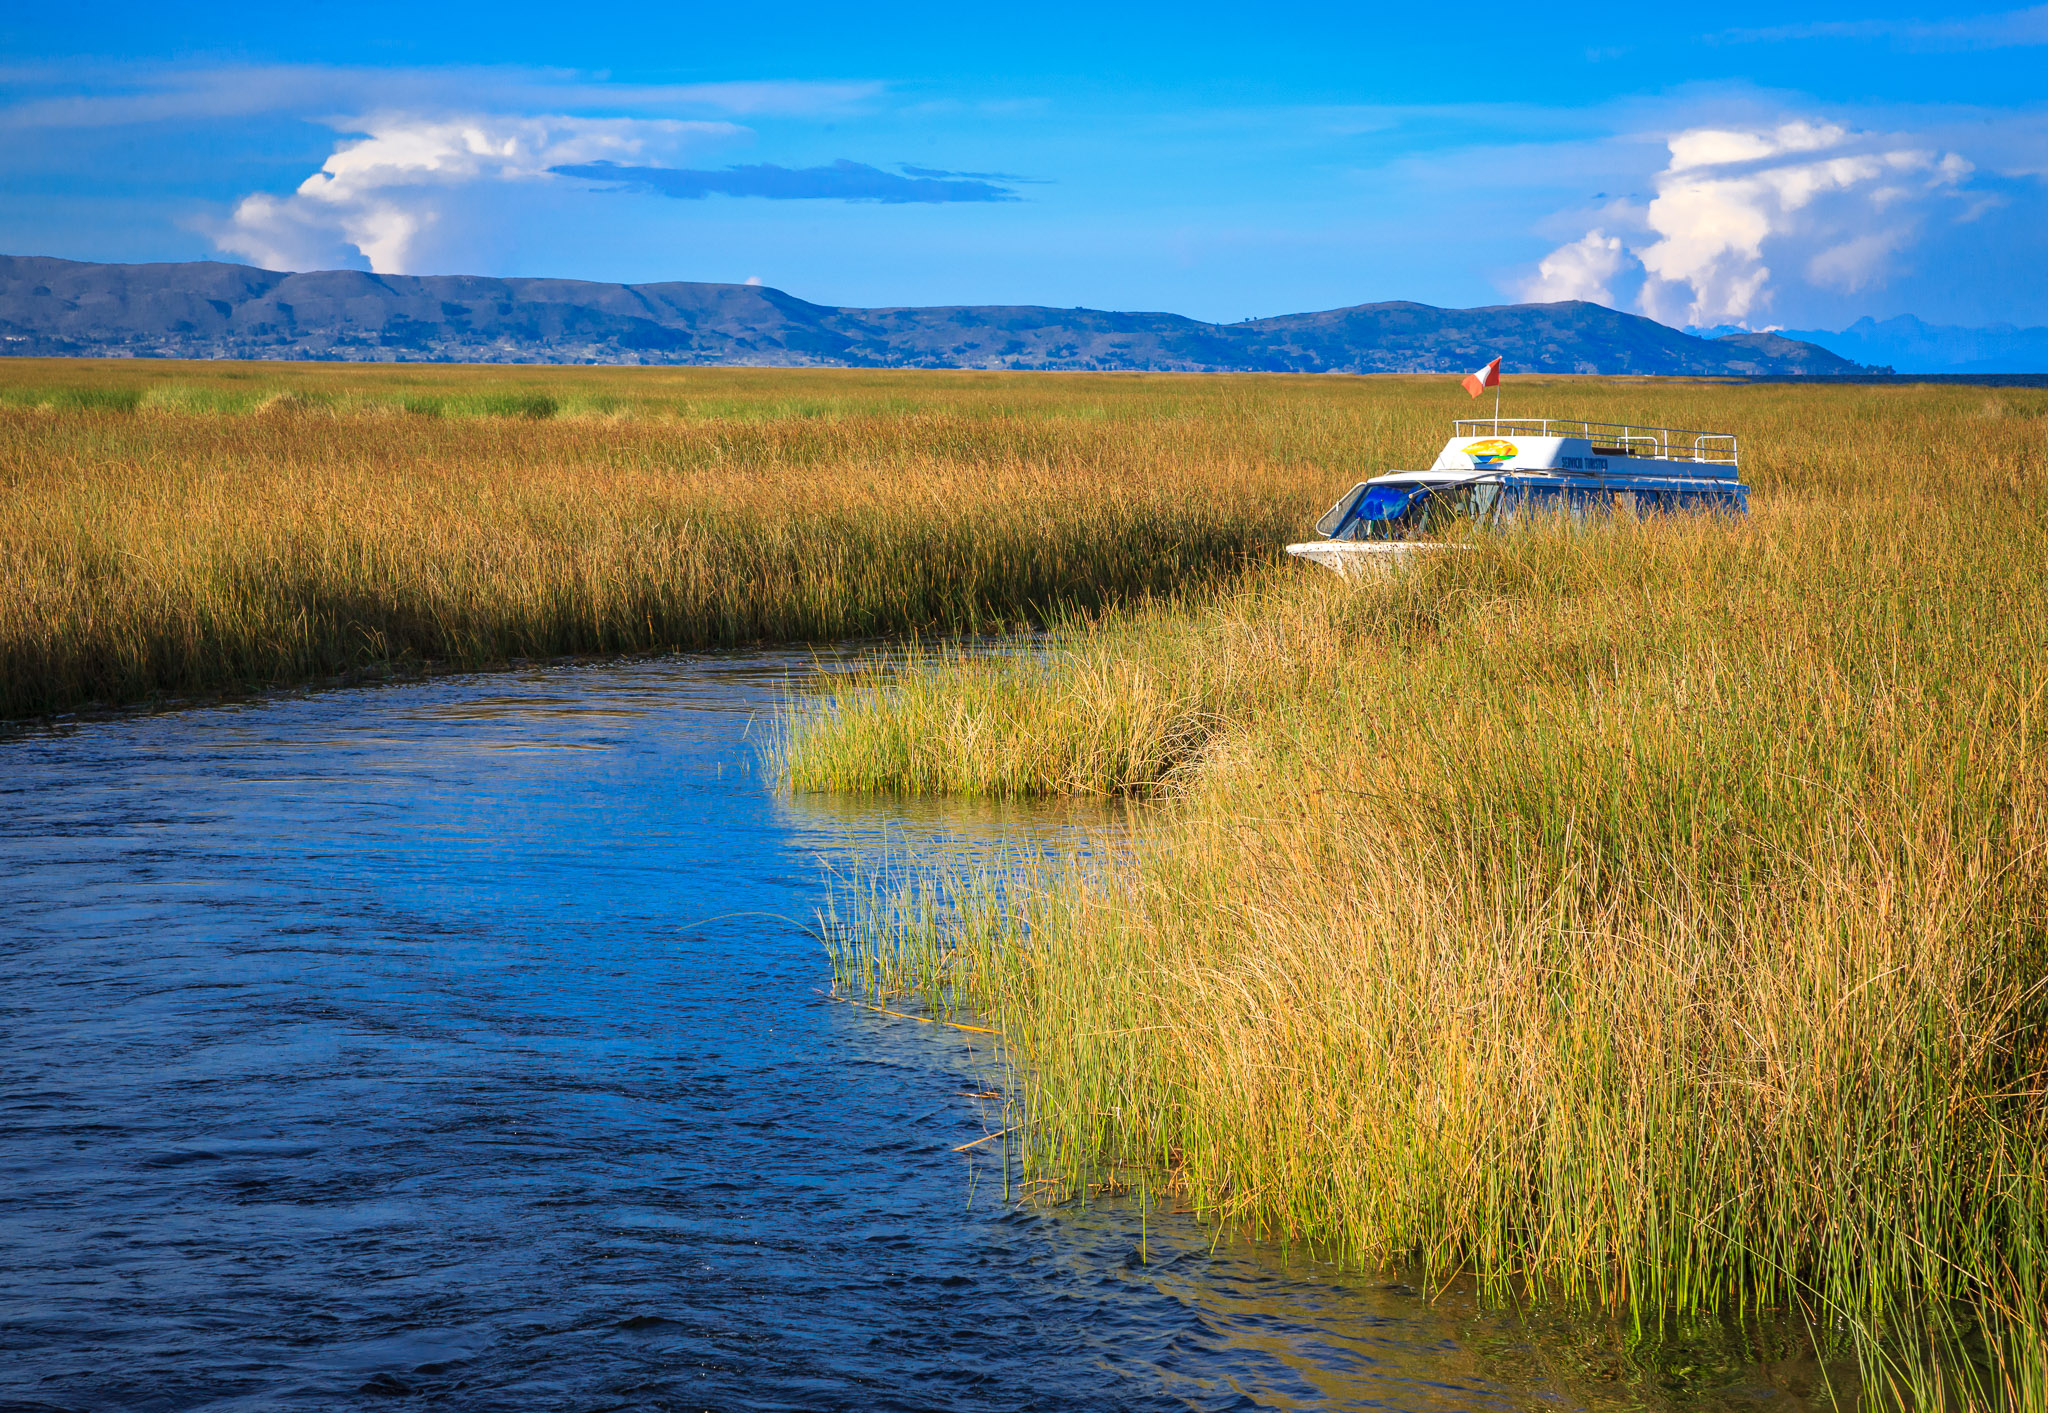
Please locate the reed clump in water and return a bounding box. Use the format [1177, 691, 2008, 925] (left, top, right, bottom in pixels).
[786, 385, 2048, 1406]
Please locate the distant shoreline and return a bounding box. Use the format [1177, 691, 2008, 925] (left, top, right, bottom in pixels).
[1736, 371, 2048, 387]
[5, 350, 2041, 387]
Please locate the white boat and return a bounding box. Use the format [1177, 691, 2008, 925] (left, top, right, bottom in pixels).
[1286, 417, 1750, 576]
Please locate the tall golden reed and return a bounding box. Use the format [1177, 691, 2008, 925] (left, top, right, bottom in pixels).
[0, 360, 1337, 719]
[788, 382, 2048, 1406]
[9, 356, 2046, 1399]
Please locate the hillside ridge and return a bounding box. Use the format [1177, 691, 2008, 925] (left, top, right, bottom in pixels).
[0, 255, 1861, 375]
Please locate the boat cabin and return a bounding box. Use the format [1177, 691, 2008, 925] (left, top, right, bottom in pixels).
[1295, 419, 1747, 567]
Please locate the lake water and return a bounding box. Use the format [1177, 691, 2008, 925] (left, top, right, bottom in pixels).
[0, 654, 1838, 1411]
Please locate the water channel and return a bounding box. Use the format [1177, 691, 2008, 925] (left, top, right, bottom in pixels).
[1, 653, 1843, 1411]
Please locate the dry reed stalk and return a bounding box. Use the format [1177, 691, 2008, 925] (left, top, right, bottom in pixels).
[787, 380, 2048, 1406]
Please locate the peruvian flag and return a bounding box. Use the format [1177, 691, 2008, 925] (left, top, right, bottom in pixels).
[1462, 357, 1502, 398]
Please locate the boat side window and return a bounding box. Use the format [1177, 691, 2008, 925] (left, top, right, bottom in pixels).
[1501, 480, 1594, 522]
[1401, 486, 1485, 539]
[1498, 482, 1543, 521]
[1413, 489, 1453, 535]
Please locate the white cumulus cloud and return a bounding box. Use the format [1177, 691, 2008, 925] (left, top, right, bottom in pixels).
[1522, 118, 1975, 326]
[1523, 229, 1627, 303]
[215, 113, 740, 273]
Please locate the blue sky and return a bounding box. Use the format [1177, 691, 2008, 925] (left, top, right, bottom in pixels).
[3, 1, 2044, 328]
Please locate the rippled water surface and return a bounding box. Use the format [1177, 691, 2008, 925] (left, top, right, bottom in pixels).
[1, 655, 1838, 1411]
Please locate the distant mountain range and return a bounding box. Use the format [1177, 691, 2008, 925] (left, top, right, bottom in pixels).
[1773, 315, 2048, 375]
[0, 255, 1864, 376]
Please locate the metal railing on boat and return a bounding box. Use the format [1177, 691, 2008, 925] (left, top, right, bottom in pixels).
[1453, 418, 1739, 467]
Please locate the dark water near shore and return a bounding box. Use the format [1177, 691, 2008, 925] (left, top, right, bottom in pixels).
[0, 654, 1840, 1412]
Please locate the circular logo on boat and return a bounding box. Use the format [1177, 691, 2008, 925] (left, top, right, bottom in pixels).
[1463, 438, 1519, 468]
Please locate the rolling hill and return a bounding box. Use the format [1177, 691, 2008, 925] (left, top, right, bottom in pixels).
[0, 255, 1862, 376]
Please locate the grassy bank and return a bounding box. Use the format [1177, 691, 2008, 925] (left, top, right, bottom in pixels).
[0, 360, 1373, 719]
[786, 383, 2048, 1405]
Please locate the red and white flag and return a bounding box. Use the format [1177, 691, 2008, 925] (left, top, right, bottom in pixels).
[1461, 357, 1502, 398]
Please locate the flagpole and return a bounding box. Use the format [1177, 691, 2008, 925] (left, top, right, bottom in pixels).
[1494, 372, 1501, 432]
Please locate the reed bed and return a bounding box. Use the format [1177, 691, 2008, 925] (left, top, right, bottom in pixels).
[786, 383, 2048, 1406]
[14, 356, 2048, 1396]
[0, 359, 1363, 719]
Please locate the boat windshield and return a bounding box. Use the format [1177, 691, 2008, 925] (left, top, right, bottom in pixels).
[1343, 482, 1492, 541]
[1352, 485, 1420, 525]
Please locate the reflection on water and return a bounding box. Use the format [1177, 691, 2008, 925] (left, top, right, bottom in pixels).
[0, 653, 1846, 1411]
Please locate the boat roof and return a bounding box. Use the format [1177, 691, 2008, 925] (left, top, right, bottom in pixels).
[1366, 468, 1741, 490]
[1434, 417, 1741, 480]
[1450, 417, 1738, 462]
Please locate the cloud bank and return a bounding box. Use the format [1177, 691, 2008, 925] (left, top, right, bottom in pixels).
[554, 160, 1017, 203]
[201, 82, 1025, 276]
[897, 163, 1036, 182]
[1522, 118, 1976, 326]
[215, 114, 738, 273]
